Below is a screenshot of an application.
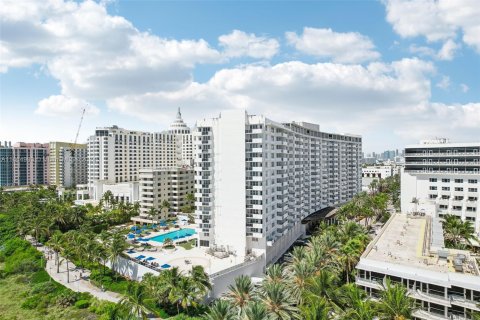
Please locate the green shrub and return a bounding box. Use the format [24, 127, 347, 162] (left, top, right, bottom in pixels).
[55, 290, 79, 307]
[30, 281, 58, 295]
[21, 295, 40, 309]
[31, 270, 51, 284]
[75, 299, 90, 309]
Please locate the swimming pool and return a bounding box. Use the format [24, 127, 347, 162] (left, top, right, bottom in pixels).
[147, 228, 196, 243]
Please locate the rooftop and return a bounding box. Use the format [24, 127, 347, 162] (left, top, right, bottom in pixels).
[362, 214, 479, 277]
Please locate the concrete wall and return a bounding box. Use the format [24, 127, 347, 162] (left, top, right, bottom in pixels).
[208, 255, 265, 300]
[107, 256, 159, 281]
[213, 110, 247, 258]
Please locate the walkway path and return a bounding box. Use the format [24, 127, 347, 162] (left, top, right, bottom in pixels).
[30, 239, 122, 303]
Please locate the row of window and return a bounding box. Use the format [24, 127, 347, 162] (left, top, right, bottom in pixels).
[429, 178, 478, 184]
[430, 186, 478, 192]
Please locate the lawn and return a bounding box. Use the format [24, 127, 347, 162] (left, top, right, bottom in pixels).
[178, 239, 196, 250]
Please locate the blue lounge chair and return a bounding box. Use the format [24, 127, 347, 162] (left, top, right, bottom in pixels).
[160, 264, 171, 269]
[135, 255, 146, 260]
[127, 249, 136, 254]
[145, 257, 155, 261]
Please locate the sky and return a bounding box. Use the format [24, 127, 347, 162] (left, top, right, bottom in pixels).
[0, 0, 479, 153]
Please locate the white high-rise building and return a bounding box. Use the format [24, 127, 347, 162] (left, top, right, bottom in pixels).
[193, 110, 362, 264]
[86, 108, 193, 198]
[401, 139, 480, 233]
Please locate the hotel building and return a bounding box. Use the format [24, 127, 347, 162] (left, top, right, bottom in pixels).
[48, 142, 88, 188]
[12, 142, 49, 186]
[401, 139, 480, 233]
[193, 110, 362, 265]
[0, 141, 13, 187]
[136, 166, 195, 222]
[356, 213, 480, 320]
[86, 108, 193, 199]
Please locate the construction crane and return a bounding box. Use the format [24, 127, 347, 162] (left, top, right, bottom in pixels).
[70, 107, 86, 188]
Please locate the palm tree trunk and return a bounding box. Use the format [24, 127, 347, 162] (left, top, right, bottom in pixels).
[66, 260, 70, 283]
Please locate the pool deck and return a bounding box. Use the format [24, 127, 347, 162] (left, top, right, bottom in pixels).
[129, 223, 198, 246]
[125, 246, 245, 275]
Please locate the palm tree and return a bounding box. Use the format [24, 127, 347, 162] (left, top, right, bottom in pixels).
[161, 200, 171, 218]
[442, 214, 475, 248]
[147, 207, 158, 223]
[265, 264, 286, 285]
[62, 246, 75, 283]
[243, 301, 270, 320]
[203, 300, 235, 320]
[119, 283, 150, 320]
[339, 239, 364, 284]
[338, 284, 375, 320]
[170, 276, 200, 315]
[369, 179, 379, 194]
[157, 267, 183, 305]
[303, 270, 338, 303]
[190, 265, 212, 294]
[300, 297, 330, 320]
[108, 233, 128, 275]
[377, 279, 415, 320]
[226, 275, 255, 316]
[257, 282, 300, 320]
[288, 260, 315, 302]
[47, 232, 63, 273]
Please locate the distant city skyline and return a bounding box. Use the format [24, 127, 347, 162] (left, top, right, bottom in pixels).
[1, 0, 479, 153]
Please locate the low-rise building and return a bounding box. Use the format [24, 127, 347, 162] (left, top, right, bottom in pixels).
[362, 165, 394, 191]
[134, 166, 194, 223]
[356, 213, 480, 320]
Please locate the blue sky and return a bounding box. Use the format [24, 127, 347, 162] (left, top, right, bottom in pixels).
[0, 0, 479, 152]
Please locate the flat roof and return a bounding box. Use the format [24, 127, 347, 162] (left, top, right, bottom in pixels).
[405, 142, 480, 148]
[361, 214, 479, 278]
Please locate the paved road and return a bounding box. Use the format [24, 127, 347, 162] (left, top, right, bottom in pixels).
[33, 242, 122, 303]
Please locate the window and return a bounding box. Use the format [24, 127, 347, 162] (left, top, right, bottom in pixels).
[439, 204, 448, 209]
[442, 178, 450, 183]
[466, 207, 477, 212]
[442, 187, 450, 191]
[468, 188, 478, 192]
[468, 179, 478, 184]
[429, 178, 437, 182]
[454, 196, 464, 201]
[468, 197, 478, 201]
[454, 179, 464, 183]
[452, 206, 462, 211]
[430, 186, 437, 190]
[429, 194, 438, 199]
[455, 187, 464, 192]
[442, 195, 450, 199]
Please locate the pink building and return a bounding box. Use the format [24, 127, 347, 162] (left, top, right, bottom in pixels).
[12, 142, 49, 186]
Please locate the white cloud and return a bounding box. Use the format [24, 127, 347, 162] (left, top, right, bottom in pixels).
[409, 40, 459, 60]
[35, 95, 99, 116]
[437, 39, 459, 60]
[384, 0, 480, 53]
[460, 83, 469, 93]
[395, 103, 480, 141]
[107, 58, 434, 133]
[436, 76, 450, 90]
[219, 30, 279, 59]
[0, 0, 222, 100]
[285, 27, 380, 63]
